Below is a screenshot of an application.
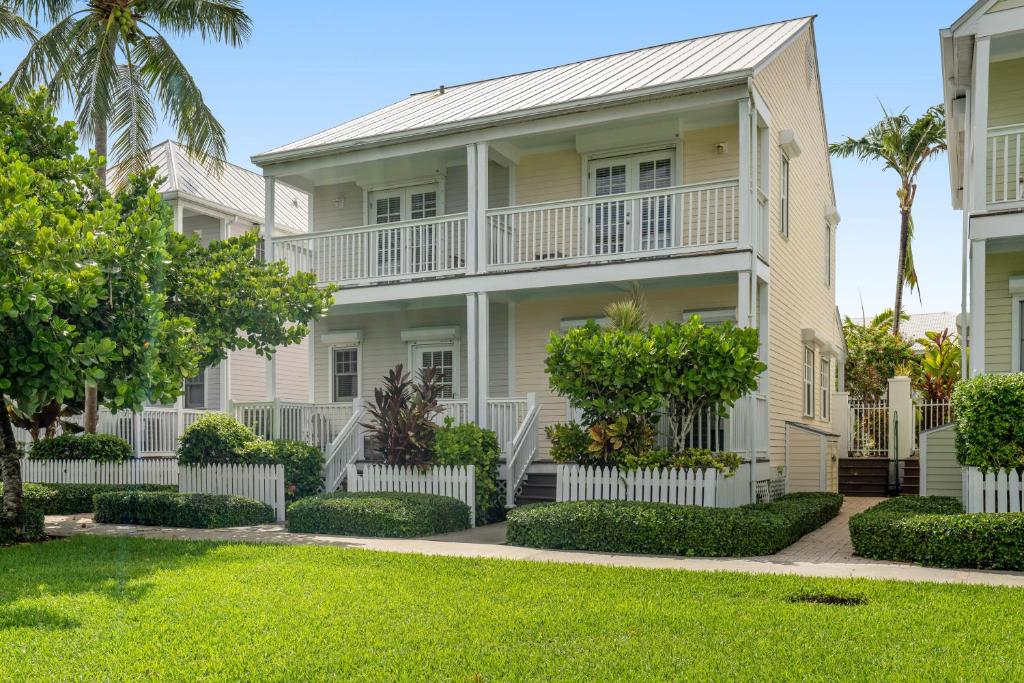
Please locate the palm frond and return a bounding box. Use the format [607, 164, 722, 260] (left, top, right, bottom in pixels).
[142, 0, 251, 46]
[0, 6, 37, 41]
[4, 11, 83, 102]
[73, 19, 119, 148]
[8, 0, 74, 24]
[109, 46, 157, 181]
[136, 31, 226, 172]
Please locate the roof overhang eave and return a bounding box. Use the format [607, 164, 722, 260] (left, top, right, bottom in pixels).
[251, 71, 752, 169]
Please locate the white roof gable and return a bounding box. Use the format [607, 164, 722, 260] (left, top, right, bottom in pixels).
[257, 17, 812, 161]
[114, 141, 309, 232]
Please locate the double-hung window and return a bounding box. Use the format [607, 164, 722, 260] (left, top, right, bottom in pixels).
[803, 346, 815, 417]
[183, 371, 206, 410]
[332, 347, 359, 402]
[820, 357, 831, 420]
[416, 345, 456, 399]
[780, 154, 791, 237]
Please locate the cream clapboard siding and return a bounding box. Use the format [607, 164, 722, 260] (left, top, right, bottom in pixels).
[312, 302, 510, 403]
[514, 284, 737, 459]
[990, 0, 1024, 13]
[182, 214, 221, 246]
[230, 348, 268, 402]
[274, 337, 311, 402]
[754, 26, 839, 469]
[683, 125, 740, 184]
[786, 427, 822, 492]
[989, 57, 1024, 129]
[516, 149, 582, 204]
[313, 181, 364, 230]
[985, 248, 1024, 372]
[921, 425, 962, 499]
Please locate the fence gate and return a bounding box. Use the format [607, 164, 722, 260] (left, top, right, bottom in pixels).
[848, 400, 889, 457]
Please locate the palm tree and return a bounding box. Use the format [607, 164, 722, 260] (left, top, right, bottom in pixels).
[0, 2, 36, 40]
[829, 105, 946, 338]
[5, 0, 251, 432]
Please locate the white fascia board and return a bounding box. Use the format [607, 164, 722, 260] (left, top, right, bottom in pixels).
[400, 326, 460, 343]
[969, 210, 1024, 240]
[321, 330, 363, 345]
[253, 79, 750, 170]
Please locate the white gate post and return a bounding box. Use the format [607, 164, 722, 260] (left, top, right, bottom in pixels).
[131, 411, 142, 458]
[887, 376, 914, 461]
[831, 391, 851, 458]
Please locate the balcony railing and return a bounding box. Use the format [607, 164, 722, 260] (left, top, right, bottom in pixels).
[988, 124, 1024, 204]
[486, 179, 739, 270]
[274, 213, 468, 285]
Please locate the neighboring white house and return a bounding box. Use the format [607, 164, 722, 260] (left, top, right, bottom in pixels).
[252, 17, 844, 500]
[941, 0, 1024, 377]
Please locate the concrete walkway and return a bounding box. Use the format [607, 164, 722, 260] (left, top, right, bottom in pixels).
[44, 498, 1024, 587]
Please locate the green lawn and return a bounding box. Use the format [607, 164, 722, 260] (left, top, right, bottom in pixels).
[2, 537, 1023, 681]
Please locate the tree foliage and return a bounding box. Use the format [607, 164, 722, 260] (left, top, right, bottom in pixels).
[363, 365, 444, 466]
[913, 328, 962, 402]
[842, 316, 915, 401]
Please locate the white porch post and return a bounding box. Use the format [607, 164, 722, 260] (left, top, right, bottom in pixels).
[466, 145, 479, 274]
[737, 98, 752, 249]
[970, 238, 986, 375]
[466, 293, 478, 424]
[219, 217, 231, 411]
[475, 142, 489, 273]
[306, 189, 317, 403]
[887, 376, 914, 462]
[970, 36, 990, 213]
[736, 270, 754, 502]
[264, 176, 277, 403]
[172, 200, 184, 235]
[507, 300, 517, 397]
[477, 292, 489, 428]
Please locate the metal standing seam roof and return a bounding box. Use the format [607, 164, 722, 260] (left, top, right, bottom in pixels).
[113, 141, 309, 232]
[258, 17, 813, 159]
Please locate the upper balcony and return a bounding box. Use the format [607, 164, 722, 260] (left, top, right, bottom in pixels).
[264, 93, 771, 293]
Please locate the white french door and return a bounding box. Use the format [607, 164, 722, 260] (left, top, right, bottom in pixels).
[368, 184, 438, 276]
[588, 151, 674, 254]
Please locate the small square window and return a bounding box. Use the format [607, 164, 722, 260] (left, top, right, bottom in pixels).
[332, 347, 359, 401]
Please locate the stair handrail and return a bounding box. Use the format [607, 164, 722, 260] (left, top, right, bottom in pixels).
[505, 393, 539, 508]
[322, 399, 366, 493]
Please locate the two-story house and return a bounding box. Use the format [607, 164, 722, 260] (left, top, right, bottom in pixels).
[253, 16, 843, 501]
[942, 1, 1024, 377]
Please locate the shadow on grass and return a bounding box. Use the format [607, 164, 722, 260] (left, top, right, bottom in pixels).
[0, 605, 79, 631]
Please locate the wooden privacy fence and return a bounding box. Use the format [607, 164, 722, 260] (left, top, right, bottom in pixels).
[347, 464, 477, 527]
[963, 467, 1024, 513]
[555, 464, 752, 508]
[20, 458, 179, 486]
[179, 464, 286, 522]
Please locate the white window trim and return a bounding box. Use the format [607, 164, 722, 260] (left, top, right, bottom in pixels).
[580, 143, 680, 196]
[819, 357, 831, 421]
[803, 345, 815, 418]
[408, 341, 460, 399]
[824, 223, 832, 287]
[779, 153, 791, 238]
[364, 180, 445, 225]
[329, 345, 361, 403]
[183, 370, 206, 410]
[1013, 294, 1023, 373]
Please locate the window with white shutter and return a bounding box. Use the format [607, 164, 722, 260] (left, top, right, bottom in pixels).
[416, 345, 456, 399]
[332, 347, 359, 401]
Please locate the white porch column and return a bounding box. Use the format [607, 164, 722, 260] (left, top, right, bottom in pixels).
[475, 142, 489, 273]
[970, 36, 990, 213]
[507, 300, 517, 397]
[970, 238, 986, 375]
[477, 292, 489, 428]
[886, 376, 914, 461]
[466, 293, 478, 423]
[218, 218, 232, 411]
[265, 176, 277, 402]
[466, 145, 479, 274]
[172, 200, 184, 235]
[737, 271, 752, 328]
[737, 98, 752, 249]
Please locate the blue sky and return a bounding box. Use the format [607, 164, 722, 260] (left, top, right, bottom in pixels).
[0, 1, 969, 319]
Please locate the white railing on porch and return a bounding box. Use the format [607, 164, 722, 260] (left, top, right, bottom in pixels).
[486, 179, 740, 269]
[322, 401, 367, 493]
[988, 124, 1024, 204]
[348, 463, 477, 527]
[505, 394, 540, 508]
[556, 463, 752, 508]
[963, 467, 1024, 513]
[437, 399, 470, 426]
[232, 401, 353, 450]
[274, 213, 468, 285]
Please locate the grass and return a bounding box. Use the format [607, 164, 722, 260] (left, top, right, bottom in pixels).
[2, 536, 1023, 680]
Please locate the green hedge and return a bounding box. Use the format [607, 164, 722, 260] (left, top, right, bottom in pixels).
[506, 492, 843, 557]
[0, 484, 49, 545]
[178, 413, 259, 464]
[849, 496, 1024, 570]
[94, 491, 275, 529]
[952, 373, 1024, 470]
[29, 433, 132, 462]
[238, 439, 324, 502]
[432, 419, 501, 522]
[287, 492, 471, 538]
[37, 483, 177, 515]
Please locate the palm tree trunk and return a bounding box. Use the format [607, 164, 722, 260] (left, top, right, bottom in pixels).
[892, 208, 911, 339]
[82, 121, 108, 434]
[0, 400, 24, 534]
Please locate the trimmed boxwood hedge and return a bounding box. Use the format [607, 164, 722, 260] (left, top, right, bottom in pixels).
[506, 492, 843, 557]
[94, 491, 275, 529]
[29, 433, 132, 462]
[849, 496, 1024, 570]
[0, 485, 49, 545]
[287, 492, 471, 538]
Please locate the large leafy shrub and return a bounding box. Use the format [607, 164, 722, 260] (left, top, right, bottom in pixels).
[546, 422, 591, 465]
[238, 439, 324, 502]
[287, 492, 470, 538]
[363, 365, 443, 465]
[849, 496, 1024, 570]
[432, 418, 501, 522]
[177, 413, 259, 464]
[29, 433, 132, 462]
[507, 492, 842, 556]
[94, 491, 274, 528]
[621, 448, 743, 475]
[842, 317, 916, 401]
[952, 373, 1024, 470]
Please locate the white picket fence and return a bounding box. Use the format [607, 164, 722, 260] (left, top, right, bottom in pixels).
[180, 463, 286, 522]
[19, 458, 180, 486]
[347, 463, 477, 527]
[20, 458, 287, 523]
[556, 463, 752, 508]
[963, 467, 1024, 513]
